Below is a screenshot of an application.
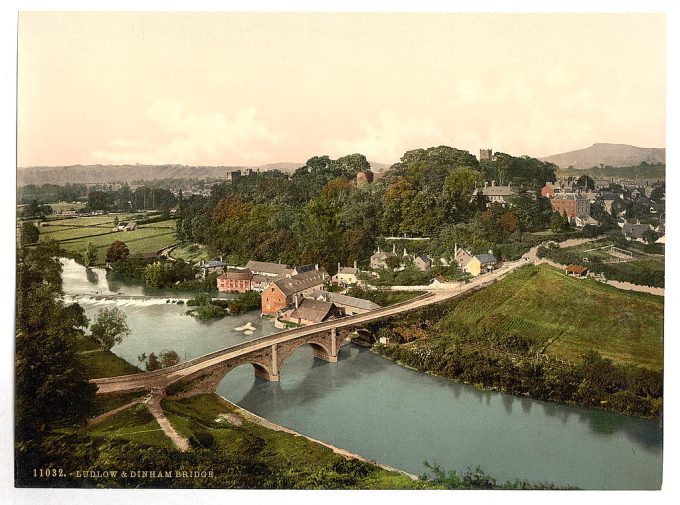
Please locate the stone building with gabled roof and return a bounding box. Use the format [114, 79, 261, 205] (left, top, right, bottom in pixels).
[313, 291, 380, 315]
[261, 268, 330, 315]
[286, 298, 343, 325]
[217, 268, 253, 293]
[245, 260, 290, 278]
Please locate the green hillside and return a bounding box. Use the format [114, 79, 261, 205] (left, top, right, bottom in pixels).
[435, 264, 663, 370]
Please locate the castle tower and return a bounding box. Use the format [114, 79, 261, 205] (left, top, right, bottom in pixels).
[480, 148, 493, 161]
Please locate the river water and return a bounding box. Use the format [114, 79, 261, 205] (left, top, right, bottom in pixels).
[61, 258, 663, 489]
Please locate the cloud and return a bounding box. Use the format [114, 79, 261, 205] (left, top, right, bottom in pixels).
[321, 110, 453, 163]
[90, 101, 283, 165]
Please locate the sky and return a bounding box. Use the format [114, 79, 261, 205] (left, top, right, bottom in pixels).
[17, 12, 666, 167]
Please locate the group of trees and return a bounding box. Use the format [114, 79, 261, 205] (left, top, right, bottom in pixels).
[175, 147, 559, 272]
[18, 183, 87, 205]
[138, 350, 180, 371]
[85, 185, 177, 213]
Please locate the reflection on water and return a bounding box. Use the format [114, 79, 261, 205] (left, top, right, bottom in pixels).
[60, 258, 662, 490]
[218, 345, 662, 490]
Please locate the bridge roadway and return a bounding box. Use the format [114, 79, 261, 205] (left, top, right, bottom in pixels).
[92, 260, 527, 397]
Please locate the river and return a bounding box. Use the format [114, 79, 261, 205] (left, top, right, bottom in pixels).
[61, 258, 663, 489]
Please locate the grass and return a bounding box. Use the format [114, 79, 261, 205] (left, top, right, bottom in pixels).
[86, 403, 174, 449]
[76, 336, 142, 379]
[36, 215, 177, 264]
[171, 243, 214, 263]
[160, 394, 423, 488]
[92, 392, 144, 417]
[434, 264, 663, 370]
[554, 238, 665, 287]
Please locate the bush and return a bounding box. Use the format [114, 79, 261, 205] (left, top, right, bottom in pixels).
[194, 304, 226, 321]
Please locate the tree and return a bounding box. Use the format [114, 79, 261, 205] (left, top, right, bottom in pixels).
[577, 175, 595, 191]
[106, 240, 130, 263]
[144, 262, 165, 288]
[19, 221, 39, 246]
[113, 216, 119, 227]
[146, 352, 161, 371]
[442, 168, 483, 221]
[159, 350, 181, 368]
[90, 307, 131, 350]
[16, 242, 96, 442]
[550, 212, 564, 232]
[85, 242, 98, 267]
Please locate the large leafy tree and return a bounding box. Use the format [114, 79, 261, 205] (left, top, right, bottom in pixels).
[106, 240, 130, 263]
[15, 241, 96, 443]
[19, 221, 39, 246]
[90, 307, 131, 350]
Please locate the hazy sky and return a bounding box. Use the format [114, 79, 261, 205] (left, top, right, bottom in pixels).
[18, 12, 665, 167]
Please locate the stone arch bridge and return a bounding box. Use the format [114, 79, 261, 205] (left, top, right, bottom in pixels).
[92, 292, 449, 398]
[92, 261, 525, 399]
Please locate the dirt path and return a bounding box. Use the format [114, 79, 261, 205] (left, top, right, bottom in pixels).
[87, 398, 143, 426]
[145, 392, 191, 452]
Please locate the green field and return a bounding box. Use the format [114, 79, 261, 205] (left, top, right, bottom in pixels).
[550, 239, 665, 287]
[171, 243, 215, 263]
[435, 264, 663, 370]
[33, 216, 177, 264]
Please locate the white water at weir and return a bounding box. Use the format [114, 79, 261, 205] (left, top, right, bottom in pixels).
[64, 293, 191, 308]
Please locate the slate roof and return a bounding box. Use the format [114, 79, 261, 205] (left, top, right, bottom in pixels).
[270, 269, 329, 296]
[289, 299, 336, 323]
[292, 264, 317, 274]
[475, 253, 497, 264]
[480, 186, 515, 196]
[315, 291, 381, 311]
[416, 255, 432, 263]
[371, 251, 396, 260]
[245, 260, 290, 276]
[218, 268, 253, 281]
[337, 266, 359, 275]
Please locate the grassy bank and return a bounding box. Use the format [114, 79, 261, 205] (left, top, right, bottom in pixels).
[374, 264, 663, 419]
[76, 336, 142, 379]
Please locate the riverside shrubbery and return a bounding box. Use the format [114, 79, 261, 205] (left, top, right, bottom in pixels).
[186, 291, 261, 320]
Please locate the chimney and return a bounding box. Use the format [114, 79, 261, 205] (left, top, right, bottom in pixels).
[484, 181, 488, 188]
[392, 244, 396, 254]
[454, 243, 458, 258]
[403, 247, 408, 257]
[295, 295, 299, 309]
[354, 260, 357, 269]
[338, 262, 341, 274]
[315, 263, 319, 271]
[492, 180, 496, 187]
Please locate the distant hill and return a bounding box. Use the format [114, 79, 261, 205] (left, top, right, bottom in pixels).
[17, 160, 391, 186]
[540, 143, 665, 169]
[16, 162, 302, 186]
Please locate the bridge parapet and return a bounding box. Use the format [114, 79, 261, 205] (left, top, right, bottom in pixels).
[92, 292, 434, 387]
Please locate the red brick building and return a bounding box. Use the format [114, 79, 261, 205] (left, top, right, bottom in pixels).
[261, 268, 329, 315]
[541, 182, 558, 198]
[217, 269, 253, 293]
[550, 193, 590, 221]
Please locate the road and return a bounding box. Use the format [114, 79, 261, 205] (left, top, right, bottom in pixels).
[93, 259, 529, 395]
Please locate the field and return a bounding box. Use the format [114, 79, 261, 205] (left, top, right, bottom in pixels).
[548, 238, 665, 287]
[171, 243, 215, 263]
[32, 215, 177, 264]
[434, 264, 663, 370]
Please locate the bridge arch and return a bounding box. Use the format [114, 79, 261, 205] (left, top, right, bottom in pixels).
[276, 339, 335, 372]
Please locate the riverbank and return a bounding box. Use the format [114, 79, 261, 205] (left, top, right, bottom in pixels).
[369, 264, 663, 421]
